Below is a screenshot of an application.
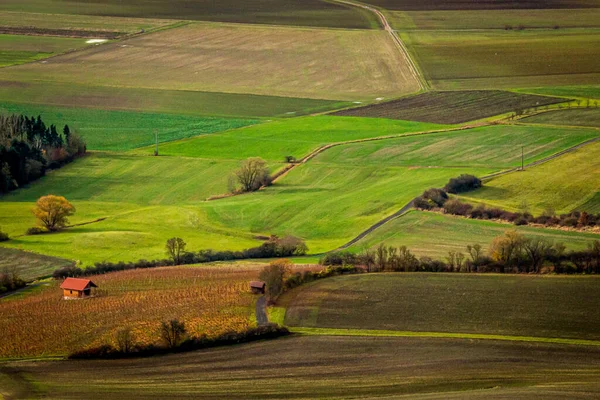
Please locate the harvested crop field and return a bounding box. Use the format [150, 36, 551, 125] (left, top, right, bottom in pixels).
[0, 248, 73, 281]
[0, 265, 262, 358]
[4, 335, 600, 399]
[0, 23, 420, 101]
[402, 30, 600, 90]
[359, 0, 600, 10]
[0, 0, 376, 29]
[283, 273, 600, 340]
[332, 90, 565, 123]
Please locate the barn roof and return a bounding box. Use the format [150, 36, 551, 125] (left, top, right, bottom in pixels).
[250, 281, 266, 289]
[60, 277, 97, 291]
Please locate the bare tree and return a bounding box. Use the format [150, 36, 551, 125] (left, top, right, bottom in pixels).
[522, 238, 553, 273]
[160, 319, 186, 348]
[115, 327, 135, 353]
[235, 157, 271, 192]
[166, 237, 186, 265]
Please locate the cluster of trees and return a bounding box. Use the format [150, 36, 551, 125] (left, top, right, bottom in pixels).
[53, 235, 308, 279]
[70, 320, 289, 359]
[229, 157, 272, 193]
[322, 232, 600, 275]
[0, 267, 26, 295]
[0, 114, 86, 193]
[416, 185, 600, 230]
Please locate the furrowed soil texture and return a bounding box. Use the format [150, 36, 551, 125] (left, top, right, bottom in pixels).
[4, 335, 600, 398]
[0, 0, 377, 29]
[332, 90, 566, 124]
[0, 23, 420, 101]
[283, 273, 600, 340]
[401, 30, 600, 90]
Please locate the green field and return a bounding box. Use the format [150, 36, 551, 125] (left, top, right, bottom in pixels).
[283, 273, 600, 340]
[0, 34, 91, 67]
[389, 8, 600, 30]
[332, 90, 565, 124]
[0, 81, 347, 118]
[402, 30, 600, 90]
[0, 102, 259, 151]
[522, 108, 600, 128]
[140, 116, 446, 161]
[348, 210, 600, 258]
[2, 335, 600, 399]
[3, 118, 598, 269]
[463, 140, 600, 215]
[0, 0, 376, 29]
[0, 23, 419, 101]
[360, 0, 600, 10]
[312, 124, 597, 170]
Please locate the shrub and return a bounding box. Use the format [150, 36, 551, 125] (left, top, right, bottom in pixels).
[26, 226, 48, 235]
[0, 227, 8, 242]
[443, 199, 473, 216]
[443, 174, 482, 194]
[422, 188, 448, 207]
[514, 217, 529, 226]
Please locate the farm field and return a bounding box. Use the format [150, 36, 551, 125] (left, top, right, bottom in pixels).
[3, 119, 597, 267]
[0, 82, 346, 118]
[0, 12, 175, 37]
[140, 116, 446, 161]
[331, 90, 567, 124]
[522, 108, 600, 128]
[0, 0, 376, 29]
[0, 248, 73, 281]
[359, 0, 600, 10]
[519, 85, 600, 100]
[3, 335, 600, 399]
[0, 101, 260, 151]
[282, 273, 600, 341]
[388, 8, 600, 30]
[312, 124, 600, 169]
[463, 140, 600, 215]
[0, 34, 91, 67]
[0, 264, 266, 358]
[401, 30, 600, 90]
[347, 210, 600, 258]
[0, 23, 419, 101]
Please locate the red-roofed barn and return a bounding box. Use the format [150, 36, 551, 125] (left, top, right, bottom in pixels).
[60, 278, 97, 299]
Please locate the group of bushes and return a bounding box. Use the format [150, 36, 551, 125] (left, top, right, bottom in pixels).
[0, 114, 86, 194]
[0, 268, 26, 294]
[53, 235, 309, 279]
[323, 233, 600, 275]
[416, 185, 600, 230]
[70, 320, 289, 360]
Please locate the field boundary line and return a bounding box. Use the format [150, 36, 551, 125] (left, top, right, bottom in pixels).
[270, 123, 488, 184]
[291, 327, 600, 347]
[329, 0, 428, 91]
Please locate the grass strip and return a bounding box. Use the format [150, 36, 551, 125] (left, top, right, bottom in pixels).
[291, 327, 600, 347]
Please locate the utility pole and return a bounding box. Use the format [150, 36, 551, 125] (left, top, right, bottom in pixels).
[521, 146, 524, 171]
[154, 130, 159, 156]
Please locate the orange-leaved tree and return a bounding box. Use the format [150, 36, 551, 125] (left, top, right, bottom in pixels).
[31, 195, 75, 232]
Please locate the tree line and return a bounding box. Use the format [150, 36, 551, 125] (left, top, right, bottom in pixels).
[0, 114, 86, 194]
[53, 235, 309, 279]
[321, 231, 600, 275]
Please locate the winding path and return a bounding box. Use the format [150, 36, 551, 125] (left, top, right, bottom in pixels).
[255, 296, 269, 326]
[331, 0, 428, 91]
